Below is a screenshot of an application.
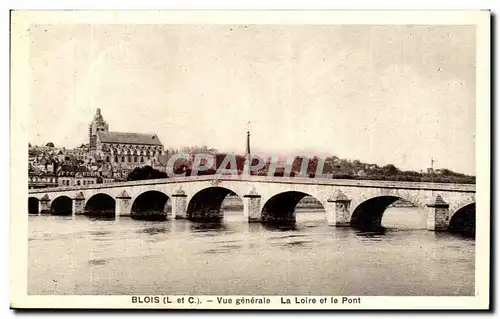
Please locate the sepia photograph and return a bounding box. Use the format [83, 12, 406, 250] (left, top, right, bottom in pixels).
[9, 10, 490, 309]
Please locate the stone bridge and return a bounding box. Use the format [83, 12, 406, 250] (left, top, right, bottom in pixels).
[27, 175, 476, 233]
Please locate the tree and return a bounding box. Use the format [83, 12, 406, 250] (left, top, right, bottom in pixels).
[381, 164, 399, 175]
[46, 142, 54, 147]
[127, 166, 168, 181]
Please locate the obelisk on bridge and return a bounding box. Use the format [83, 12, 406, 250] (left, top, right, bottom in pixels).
[246, 121, 251, 159]
[245, 121, 252, 175]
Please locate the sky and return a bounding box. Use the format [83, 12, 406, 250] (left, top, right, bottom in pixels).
[27, 24, 476, 174]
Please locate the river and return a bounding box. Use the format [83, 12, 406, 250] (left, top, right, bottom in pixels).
[28, 207, 475, 296]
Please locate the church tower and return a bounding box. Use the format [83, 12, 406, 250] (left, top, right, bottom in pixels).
[89, 108, 109, 152]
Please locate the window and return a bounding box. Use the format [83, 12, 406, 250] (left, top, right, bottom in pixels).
[140, 157, 144, 163]
[134, 156, 137, 163]
[77, 180, 81, 186]
[128, 156, 131, 162]
[122, 156, 125, 162]
[106, 156, 110, 162]
[114, 155, 118, 162]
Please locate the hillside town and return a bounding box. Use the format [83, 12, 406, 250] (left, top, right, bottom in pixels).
[28, 109, 169, 189]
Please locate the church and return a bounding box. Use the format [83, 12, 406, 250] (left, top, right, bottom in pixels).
[88, 108, 165, 174]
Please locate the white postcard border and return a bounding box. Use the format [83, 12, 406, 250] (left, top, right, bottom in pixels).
[9, 10, 490, 310]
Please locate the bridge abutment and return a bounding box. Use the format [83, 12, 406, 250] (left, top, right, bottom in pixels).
[172, 188, 188, 219]
[326, 190, 351, 226]
[72, 192, 85, 216]
[243, 188, 262, 222]
[39, 195, 51, 214]
[426, 194, 450, 231]
[116, 190, 132, 219]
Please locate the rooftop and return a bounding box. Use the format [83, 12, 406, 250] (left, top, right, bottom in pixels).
[97, 131, 163, 146]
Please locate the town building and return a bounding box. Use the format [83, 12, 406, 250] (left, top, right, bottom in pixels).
[57, 170, 99, 187]
[28, 163, 58, 189]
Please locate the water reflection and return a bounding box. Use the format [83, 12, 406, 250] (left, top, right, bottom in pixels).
[53, 216, 73, 221]
[190, 222, 227, 232]
[88, 259, 107, 266]
[261, 221, 298, 231]
[247, 222, 265, 233]
[355, 229, 388, 238]
[171, 221, 189, 233]
[139, 224, 170, 235]
[281, 240, 312, 248]
[219, 244, 242, 250]
[204, 248, 233, 254]
[88, 216, 116, 222]
[283, 234, 306, 238]
[89, 230, 112, 236]
[131, 214, 168, 222]
[89, 230, 113, 242]
[28, 209, 475, 296]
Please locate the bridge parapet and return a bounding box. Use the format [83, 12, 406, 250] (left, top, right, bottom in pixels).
[28, 175, 476, 194]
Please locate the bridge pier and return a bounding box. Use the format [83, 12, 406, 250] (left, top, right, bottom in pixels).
[116, 190, 132, 219]
[72, 192, 85, 216]
[326, 190, 351, 226]
[426, 194, 450, 231]
[172, 188, 187, 219]
[39, 194, 51, 215]
[243, 188, 262, 222]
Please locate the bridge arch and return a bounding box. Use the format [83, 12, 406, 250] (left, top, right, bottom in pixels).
[84, 193, 116, 218]
[448, 203, 475, 238]
[28, 197, 39, 215]
[131, 190, 171, 220]
[50, 196, 73, 215]
[187, 186, 243, 222]
[350, 195, 415, 231]
[261, 191, 326, 224]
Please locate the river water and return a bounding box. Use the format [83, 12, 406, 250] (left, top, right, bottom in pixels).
[28, 207, 475, 296]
